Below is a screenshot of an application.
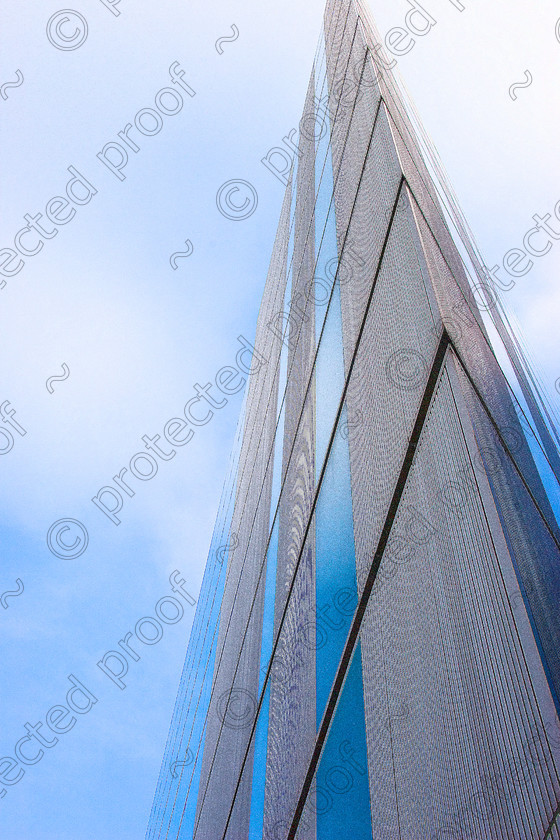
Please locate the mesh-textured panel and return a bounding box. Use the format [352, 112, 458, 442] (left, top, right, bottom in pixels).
[263, 70, 318, 840]
[408, 191, 560, 712]
[352, 1, 473, 303]
[344, 192, 439, 593]
[408, 190, 558, 535]
[326, 12, 382, 243]
[190, 176, 294, 839]
[323, 0, 350, 104]
[339, 193, 440, 836]
[359, 354, 560, 839]
[457, 360, 560, 712]
[335, 102, 404, 375]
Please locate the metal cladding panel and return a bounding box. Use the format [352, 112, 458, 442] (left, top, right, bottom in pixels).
[348, 1, 476, 308]
[191, 179, 293, 839]
[456, 360, 560, 712]
[342, 192, 440, 594]
[385, 103, 476, 304]
[259, 400, 368, 840]
[334, 102, 404, 375]
[408, 190, 558, 536]
[358, 355, 560, 840]
[324, 5, 380, 229]
[334, 194, 439, 836]
[326, 18, 379, 210]
[323, 0, 350, 102]
[408, 194, 560, 711]
[263, 72, 318, 840]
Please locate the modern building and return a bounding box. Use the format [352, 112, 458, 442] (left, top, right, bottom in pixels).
[146, 0, 560, 837]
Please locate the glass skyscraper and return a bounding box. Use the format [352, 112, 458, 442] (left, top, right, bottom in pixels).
[147, 0, 560, 837]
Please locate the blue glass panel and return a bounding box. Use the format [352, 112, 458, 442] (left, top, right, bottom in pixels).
[314, 644, 372, 839]
[511, 385, 560, 524]
[314, 280, 345, 483]
[315, 403, 358, 720]
[163, 514, 233, 839]
[312, 36, 360, 728]
[146, 399, 246, 839]
[313, 91, 344, 478]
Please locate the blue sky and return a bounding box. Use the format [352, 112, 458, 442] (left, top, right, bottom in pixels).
[0, 0, 559, 838]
